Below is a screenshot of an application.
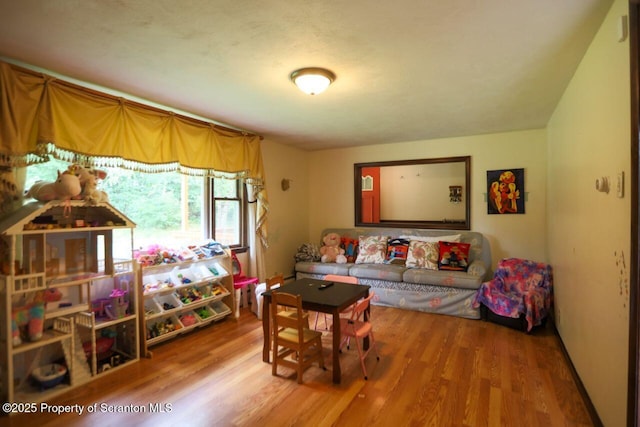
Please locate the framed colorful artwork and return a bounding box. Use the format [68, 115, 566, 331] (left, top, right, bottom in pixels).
[487, 168, 525, 214]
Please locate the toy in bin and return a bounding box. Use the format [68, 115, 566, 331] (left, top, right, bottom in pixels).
[196, 307, 212, 320]
[148, 318, 180, 339]
[176, 286, 202, 304]
[31, 363, 67, 390]
[180, 313, 197, 326]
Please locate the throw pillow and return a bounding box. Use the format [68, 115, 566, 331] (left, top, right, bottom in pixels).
[355, 235, 388, 264]
[406, 240, 440, 270]
[341, 237, 359, 263]
[385, 238, 410, 265]
[437, 241, 471, 272]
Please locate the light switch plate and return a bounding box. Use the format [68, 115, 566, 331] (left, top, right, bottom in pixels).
[617, 172, 624, 198]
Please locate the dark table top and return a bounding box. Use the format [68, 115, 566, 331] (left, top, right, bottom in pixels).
[262, 278, 370, 312]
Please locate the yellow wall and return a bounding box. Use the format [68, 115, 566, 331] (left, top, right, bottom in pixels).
[547, 0, 630, 425]
[260, 140, 310, 278]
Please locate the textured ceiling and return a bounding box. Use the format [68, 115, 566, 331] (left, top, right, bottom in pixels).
[0, 0, 614, 150]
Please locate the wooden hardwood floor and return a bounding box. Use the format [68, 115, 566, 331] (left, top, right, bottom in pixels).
[1, 305, 595, 427]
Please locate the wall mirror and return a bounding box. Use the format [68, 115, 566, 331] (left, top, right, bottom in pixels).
[354, 156, 471, 230]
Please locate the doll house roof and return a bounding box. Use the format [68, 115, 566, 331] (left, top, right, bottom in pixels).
[0, 201, 136, 236]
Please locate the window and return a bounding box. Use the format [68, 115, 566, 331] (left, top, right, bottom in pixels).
[24, 160, 246, 255]
[211, 177, 245, 248]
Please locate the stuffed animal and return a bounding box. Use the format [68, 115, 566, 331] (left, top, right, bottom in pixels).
[11, 292, 46, 346]
[25, 171, 81, 202]
[67, 164, 109, 203]
[294, 243, 321, 262]
[341, 237, 358, 263]
[320, 232, 347, 263]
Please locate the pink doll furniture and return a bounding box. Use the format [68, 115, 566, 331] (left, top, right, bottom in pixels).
[473, 258, 553, 332]
[231, 253, 258, 317]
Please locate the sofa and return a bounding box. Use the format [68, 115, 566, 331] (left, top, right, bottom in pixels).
[294, 228, 492, 319]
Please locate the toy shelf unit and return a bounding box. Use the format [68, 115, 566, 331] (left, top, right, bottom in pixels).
[140, 251, 234, 351]
[0, 201, 140, 407]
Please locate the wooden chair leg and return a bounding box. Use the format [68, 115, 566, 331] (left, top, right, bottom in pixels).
[272, 355, 277, 376]
[297, 364, 304, 384]
[317, 338, 325, 370]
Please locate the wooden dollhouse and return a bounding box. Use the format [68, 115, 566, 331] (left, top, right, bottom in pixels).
[0, 200, 140, 407]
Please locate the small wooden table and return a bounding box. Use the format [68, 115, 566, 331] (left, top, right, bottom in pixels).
[261, 277, 370, 384]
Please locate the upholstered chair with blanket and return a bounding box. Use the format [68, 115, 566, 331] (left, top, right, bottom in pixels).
[473, 258, 553, 332]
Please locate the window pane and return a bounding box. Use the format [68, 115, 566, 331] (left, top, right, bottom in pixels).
[103, 171, 205, 251]
[25, 161, 206, 257]
[213, 178, 237, 198]
[214, 200, 240, 246]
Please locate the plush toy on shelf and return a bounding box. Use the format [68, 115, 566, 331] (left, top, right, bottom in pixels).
[67, 164, 109, 203]
[25, 171, 81, 202]
[320, 232, 347, 264]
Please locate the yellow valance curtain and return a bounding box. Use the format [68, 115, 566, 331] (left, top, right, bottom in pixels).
[0, 60, 268, 246]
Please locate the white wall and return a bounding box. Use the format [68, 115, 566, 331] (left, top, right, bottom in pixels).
[305, 129, 548, 268]
[547, 0, 630, 425]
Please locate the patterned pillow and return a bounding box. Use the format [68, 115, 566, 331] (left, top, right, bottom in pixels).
[437, 241, 471, 272]
[341, 237, 359, 263]
[355, 235, 389, 264]
[385, 238, 410, 265]
[406, 240, 440, 270]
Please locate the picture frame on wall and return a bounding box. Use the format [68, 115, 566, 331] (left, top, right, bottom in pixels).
[487, 168, 525, 215]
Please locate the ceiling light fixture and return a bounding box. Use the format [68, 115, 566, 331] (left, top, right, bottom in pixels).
[290, 67, 336, 95]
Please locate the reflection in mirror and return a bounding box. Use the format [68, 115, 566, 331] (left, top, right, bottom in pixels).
[354, 156, 471, 230]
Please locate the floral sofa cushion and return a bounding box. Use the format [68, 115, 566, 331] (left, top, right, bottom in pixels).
[294, 261, 352, 276]
[403, 267, 483, 290]
[355, 235, 389, 264]
[405, 240, 439, 269]
[348, 263, 406, 282]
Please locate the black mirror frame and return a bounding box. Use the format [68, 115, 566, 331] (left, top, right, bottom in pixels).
[354, 156, 471, 230]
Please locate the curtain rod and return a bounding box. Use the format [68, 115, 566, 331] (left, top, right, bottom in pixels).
[7, 61, 263, 140]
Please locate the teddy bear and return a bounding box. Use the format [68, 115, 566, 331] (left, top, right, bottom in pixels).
[320, 232, 347, 263]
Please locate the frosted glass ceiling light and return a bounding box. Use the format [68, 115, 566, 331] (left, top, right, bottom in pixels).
[290, 67, 336, 95]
